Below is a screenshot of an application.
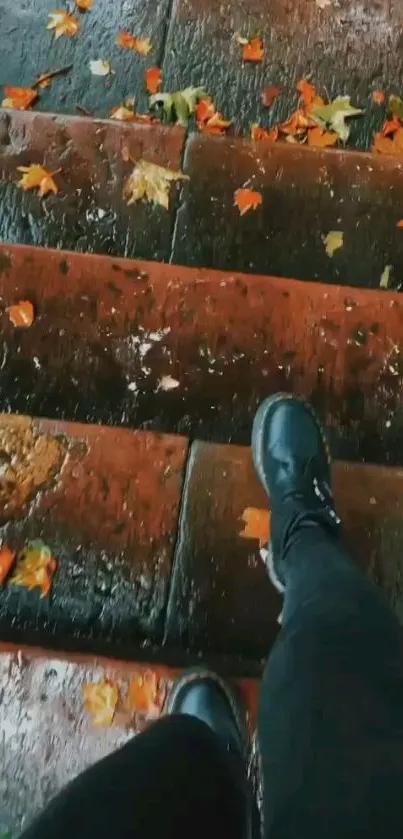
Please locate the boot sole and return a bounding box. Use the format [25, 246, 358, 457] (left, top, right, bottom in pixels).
[163, 665, 250, 761]
[252, 393, 331, 594]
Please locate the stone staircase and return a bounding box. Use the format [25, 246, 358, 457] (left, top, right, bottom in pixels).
[2, 0, 403, 830]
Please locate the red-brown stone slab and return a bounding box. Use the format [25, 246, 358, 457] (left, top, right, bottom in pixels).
[0, 110, 184, 259]
[162, 0, 403, 148]
[173, 134, 403, 286]
[0, 644, 259, 833]
[2, 244, 403, 464]
[0, 415, 188, 654]
[165, 441, 403, 666]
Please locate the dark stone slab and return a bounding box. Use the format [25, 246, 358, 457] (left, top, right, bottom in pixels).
[3, 245, 403, 465]
[173, 134, 403, 286]
[0, 416, 188, 654]
[0, 110, 184, 259]
[164, 441, 403, 669]
[0, 0, 171, 118]
[162, 0, 403, 149]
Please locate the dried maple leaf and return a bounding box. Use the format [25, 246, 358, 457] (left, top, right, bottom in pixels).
[150, 86, 205, 126]
[372, 90, 385, 105]
[239, 507, 271, 547]
[261, 85, 280, 108]
[89, 59, 111, 76]
[17, 164, 59, 197]
[380, 265, 392, 289]
[240, 35, 264, 62]
[145, 67, 162, 94]
[234, 187, 262, 216]
[2, 86, 38, 110]
[47, 10, 80, 39]
[76, 0, 93, 8]
[280, 108, 311, 136]
[124, 159, 189, 210]
[83, 679, 118, 726]
[297, 79, 323, 110]
[126, 670, 166, 718]
[323, 230, 344, 257]
[310, 96, 363, 142]
[0, 544, 16, 585]
[117, 31, 152, 55]
[307, 125, 338, 147]
[6, 300, 35, 328]
[251, 123, 278, 141]
[9, 540, 57, 598]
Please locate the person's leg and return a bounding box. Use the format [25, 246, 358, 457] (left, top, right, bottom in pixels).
[252, 394, 403, 839]
[21, 670, 250, 839]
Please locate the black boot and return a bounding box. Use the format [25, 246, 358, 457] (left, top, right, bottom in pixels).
[164, 667, 249, 759]
[251, 392, 341, 593]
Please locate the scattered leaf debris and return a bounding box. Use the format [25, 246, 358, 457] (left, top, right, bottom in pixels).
[150, 86, 205, 126]
[239, 507, 271, 547]
[124, 159, 189, 210]
[145, 67, 162, 94]
[251, 123, 278, 141]
[89, 59, 111, 76]
[83, 679, 118, 726]
[17, 164, 60, 197]
[9, 540, 57, 598]
[117, 31, 152, 55]
[234, 187, 262, 216]
[380, 264, 392, 289]
[0, 544, 16, 586]
[47, 10, 80, 39]
[261, 85, 280, 108]
[6, 300, 35, 328]
[323, 230, 344, 257]
[126, 670, 166, 718]
[195, 96, 231, 134]
[110, 99, 155, 122]
[2, 86, 37, 110]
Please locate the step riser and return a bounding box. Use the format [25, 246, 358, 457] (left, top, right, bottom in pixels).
[1, 244, 403, 462]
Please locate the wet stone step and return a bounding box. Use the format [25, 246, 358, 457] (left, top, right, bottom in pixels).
[0, 110, 184, 260]
[1, 244, 403, 465]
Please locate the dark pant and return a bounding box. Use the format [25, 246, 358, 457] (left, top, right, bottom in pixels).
[22, 522, 403, 839]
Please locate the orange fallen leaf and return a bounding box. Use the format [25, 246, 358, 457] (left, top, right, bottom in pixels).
[76, 0, 93, 8]
[297, 78, 323, 109]
[397, 220, 403, 228]
[117, 31, 152, 55]
[110, 103, 154, 123]
[195, 96, 215, 122]
[261, 85, 280, 108]
[0, 545, 16, 585]
[9, 540, 57, 598]
[83, 679, 118, 726]
[145, 67, 162, 94]
[280, 108, 311, 136]
[6, 300, 35, 328]
[373, 126, 403, 156]
[126, 670, 166, 718]
[196, 97, 231, 134]
[17, 164, 59, 197]
[372, 90, 385, 105]
[382, 116, 401, 136]
[234, 187, 262, 216]
[47, 10, 80, 39]
[239, 507, 271, 547]
[251, 122, 278, 141]
[242, 36, 263, 62]
[308, 125, 338, 147]
[2, 86, 38, 110]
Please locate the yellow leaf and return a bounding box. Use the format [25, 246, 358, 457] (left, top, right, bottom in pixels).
[117, 31, 152, 55]
[380, 264, 392, 289]
[2, 86, 37, 110]
[17, 164, 59, 197]
[123, 159, 189, 210]
[47, 10, 80, 39]
[9, 540, 57, 598]
[239, 507, 270, 547]
[323, 230, 343, 257]
[83, 680, 118, 726]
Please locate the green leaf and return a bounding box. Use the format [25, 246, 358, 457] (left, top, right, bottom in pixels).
[311, 96, 363, 142]
[150, 86, 206, 126]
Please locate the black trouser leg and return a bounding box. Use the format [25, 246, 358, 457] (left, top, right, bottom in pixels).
[258, 518, 403, 839]
[21, 714, 249, 839]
